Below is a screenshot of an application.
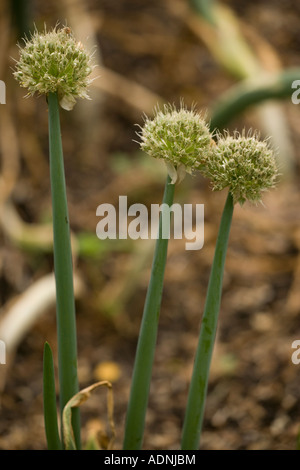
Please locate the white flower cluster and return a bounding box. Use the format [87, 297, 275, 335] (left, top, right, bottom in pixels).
[138, 104, 212, 183]
[138, 106, 279, 203]
[14, 25, 95, 110]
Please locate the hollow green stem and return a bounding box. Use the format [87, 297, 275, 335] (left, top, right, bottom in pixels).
[210, 68, 300, 131]
[181, 191, 234, 450]
[123, 174, 175, 450]
[48, 91, 80, 449]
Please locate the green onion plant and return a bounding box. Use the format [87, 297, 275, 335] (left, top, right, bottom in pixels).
[181, 130, 279, 449]
[13, 23, 280, 452]
[123, 104, 212, 449]
[14, 24, 95, 449]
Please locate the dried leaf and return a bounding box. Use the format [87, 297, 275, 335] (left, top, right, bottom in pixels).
[62, 381, 115, 450]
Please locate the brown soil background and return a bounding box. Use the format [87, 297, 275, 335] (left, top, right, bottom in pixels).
[1, 0, 300, 450]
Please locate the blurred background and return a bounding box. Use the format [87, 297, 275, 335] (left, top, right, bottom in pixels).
[0, 0, 300, 450]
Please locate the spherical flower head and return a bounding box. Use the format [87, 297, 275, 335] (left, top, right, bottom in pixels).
[203, 130, 279, 205]
[13, 25, 95, 110]
[137, 103, 212, 183]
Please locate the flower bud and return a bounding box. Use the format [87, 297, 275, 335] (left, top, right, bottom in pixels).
[203, 130, 279, 205]
[13, 25, 95, 110]
[137, 103, 212, 183]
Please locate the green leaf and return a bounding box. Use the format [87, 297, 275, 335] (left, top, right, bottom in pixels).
[43, 342, 62, 450]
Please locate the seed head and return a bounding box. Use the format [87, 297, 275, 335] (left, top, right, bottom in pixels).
[203, 130, 279, 205]
[13, 25, 95, 110]
[137, 103, 212, 183]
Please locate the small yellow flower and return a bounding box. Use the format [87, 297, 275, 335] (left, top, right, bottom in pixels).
[13, 25, 95, 110]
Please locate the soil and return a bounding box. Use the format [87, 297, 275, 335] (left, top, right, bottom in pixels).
[1, 0, 300, 450]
